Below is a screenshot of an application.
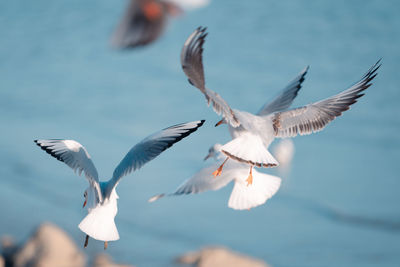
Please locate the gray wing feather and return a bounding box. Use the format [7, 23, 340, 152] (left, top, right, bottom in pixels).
[257, 66, 309, 116]
[34, 139, 102, 202]
[108, 120, 205, 191]
[272, 60, 381, 138]
[148, 162, 246, 202]
[181, 27, 240, 127]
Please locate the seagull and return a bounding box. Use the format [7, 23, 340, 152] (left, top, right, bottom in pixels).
[111, 0, 183, 49]
[149, 143, 282, 210]
[34, 120, 204, 249]
[181, 26, 381, 185]
[111, 0, 209, 49]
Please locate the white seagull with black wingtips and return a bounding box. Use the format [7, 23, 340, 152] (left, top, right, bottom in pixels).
[34, 120, 204, 249]
[181, 26, 381, 185]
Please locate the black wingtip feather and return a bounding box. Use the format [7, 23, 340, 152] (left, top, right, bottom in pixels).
[161, 120, 205, 151]
[34, 140, 65, 163]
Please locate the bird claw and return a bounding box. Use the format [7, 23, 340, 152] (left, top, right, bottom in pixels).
[246, 167, 253, 186]
[212, 166, 223, 177]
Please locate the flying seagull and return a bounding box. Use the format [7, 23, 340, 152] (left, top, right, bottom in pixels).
[181, 26, 381, 185]
[111, 0, 209, 49]
[149, 143, 281, 210]
[34, 120, 204, 249]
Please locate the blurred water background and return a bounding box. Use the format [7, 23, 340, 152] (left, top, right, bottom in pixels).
[0, 0, 399, 266]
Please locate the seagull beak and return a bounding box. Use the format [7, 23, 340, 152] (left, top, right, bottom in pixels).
[83, 200, 87, 208]
[204, 153, 211, 161]
[215, 119, 224, 127]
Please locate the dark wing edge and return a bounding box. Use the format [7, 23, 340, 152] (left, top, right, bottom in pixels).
[107, 120, 205, 193]
[257, 66, 309, 116]
[180, 27, 240, 127]
[272, 59, 381, 138]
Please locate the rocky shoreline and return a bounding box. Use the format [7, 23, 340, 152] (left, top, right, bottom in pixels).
[1, 222, 269, 267]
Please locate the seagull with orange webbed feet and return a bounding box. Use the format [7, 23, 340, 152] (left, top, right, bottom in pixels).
[180, 27, 381, 185]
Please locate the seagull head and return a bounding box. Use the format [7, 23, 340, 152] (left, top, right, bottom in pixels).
[204, 143, 223, 161]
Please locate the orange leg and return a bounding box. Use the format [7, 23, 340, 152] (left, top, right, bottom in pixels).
[212, 157, 229, 177]
[104, 241, 108, 250]
[84, 235, 89, 248]
[246, 166, 253, 186]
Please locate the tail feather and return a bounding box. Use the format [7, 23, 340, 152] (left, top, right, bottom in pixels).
[78, 199, 120, 242]
[221, 133, 278, 168]
[228, 171, 281, 210]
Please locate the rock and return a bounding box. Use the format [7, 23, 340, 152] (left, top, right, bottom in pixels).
[1, 235, 18, 266]
[91, 254, 134, 267]
[176, 246, 270, 267]
[13, 222, 85, 267]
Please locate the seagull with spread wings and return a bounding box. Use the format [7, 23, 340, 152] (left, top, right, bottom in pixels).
[149, 143, 281, 210]
[181, 27, 381, 186]
[34, 120, 204, 249]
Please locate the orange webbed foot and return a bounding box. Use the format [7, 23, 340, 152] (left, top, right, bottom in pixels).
[212, 157, 229, 178]
[246, 166, 253, 186]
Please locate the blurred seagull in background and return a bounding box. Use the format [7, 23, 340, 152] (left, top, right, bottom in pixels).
[34, 120, 204, 249]
[273, 139, 295, 177]
[149, 143, 281, 210]
[181, 26, 381, 185]
[111, 0, 209, 49]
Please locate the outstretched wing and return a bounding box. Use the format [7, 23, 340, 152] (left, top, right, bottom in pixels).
[34, 139, 102, 202]
[257, 66, 309, 116]
[181, 27, 240, 127]
[148, 161, 248, 202]
[108, 120, 205, 192]
[272, 60, 381, 138]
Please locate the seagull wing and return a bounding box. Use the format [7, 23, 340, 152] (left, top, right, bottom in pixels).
[34, 139, 102, 202]
[257, 66, 309, 116]
[272, 60, 381, 138]
[108, 120, 205, 192]
[181, 27, 240, 127]
[148, 161, 249, 202]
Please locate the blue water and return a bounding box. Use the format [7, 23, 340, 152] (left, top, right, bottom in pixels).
[1, 0, 400, 266]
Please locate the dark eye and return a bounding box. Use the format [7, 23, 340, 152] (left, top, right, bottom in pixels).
[84, 192, 87, 197]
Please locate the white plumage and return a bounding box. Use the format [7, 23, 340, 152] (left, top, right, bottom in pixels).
[34, 120, 204, 248]
[149, 143, 281, 210]
[181, 27, 381, 181]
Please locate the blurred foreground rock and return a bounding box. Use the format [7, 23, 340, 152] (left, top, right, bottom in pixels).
[176, 246, 270, 267]
[1, 222, 134, 267]
[91, 254, 134, 267]
[13, 222, 85, 267]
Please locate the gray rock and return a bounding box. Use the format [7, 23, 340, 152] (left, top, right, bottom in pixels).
[1, 235, 18, 266]
[176, 246, 270, 267]
[91, 254, 134, 267]
[13, 222, 85, 267]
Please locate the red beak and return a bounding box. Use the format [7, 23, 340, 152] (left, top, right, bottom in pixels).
[215, 119, 224, 127]
[83, 200, 87, 208]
